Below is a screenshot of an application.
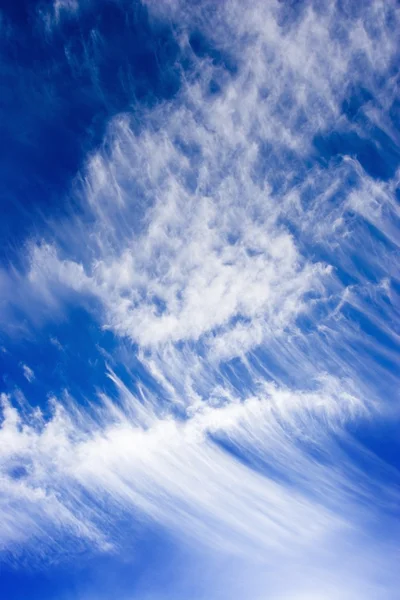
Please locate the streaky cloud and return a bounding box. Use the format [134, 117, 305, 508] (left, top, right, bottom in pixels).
[0, 1, 400, 598]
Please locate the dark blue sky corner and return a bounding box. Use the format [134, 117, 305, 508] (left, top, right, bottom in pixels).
[0, 0, 185, 254]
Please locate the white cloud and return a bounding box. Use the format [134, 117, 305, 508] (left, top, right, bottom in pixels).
[0, 1, 399, 597]
[21, 364, 35, 383]
[23, 0, 399, 365]
[0, 372, 398, 596]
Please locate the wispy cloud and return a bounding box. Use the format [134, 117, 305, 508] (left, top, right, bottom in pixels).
[21, 364, 35, 383]
[0, 0, 400, 598]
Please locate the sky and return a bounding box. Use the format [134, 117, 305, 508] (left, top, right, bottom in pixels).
[0, 0, 400, 598]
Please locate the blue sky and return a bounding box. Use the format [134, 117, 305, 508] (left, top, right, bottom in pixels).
[1, 1, 400, 598]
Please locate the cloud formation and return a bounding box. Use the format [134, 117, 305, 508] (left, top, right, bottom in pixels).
[0, 1, 400, 598]
[21, 364, 35, 383]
